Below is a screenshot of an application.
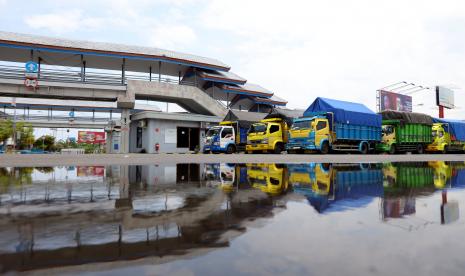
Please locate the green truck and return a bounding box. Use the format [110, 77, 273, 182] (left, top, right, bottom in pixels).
[377, 111, 433, 154]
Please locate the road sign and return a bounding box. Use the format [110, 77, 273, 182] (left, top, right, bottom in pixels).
[24, 78, 38, 88]
[25, 72, 38, 79]
[25, 61, 39, 73]
[69, 111, 75, 117]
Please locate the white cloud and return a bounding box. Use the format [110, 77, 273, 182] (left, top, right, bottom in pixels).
[24, 10, 103, 34]
[197, 0, 465, 115]
[148, 24, 197, 51]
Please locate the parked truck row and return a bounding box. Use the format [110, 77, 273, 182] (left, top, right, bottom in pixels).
[203, 97, 465, 154]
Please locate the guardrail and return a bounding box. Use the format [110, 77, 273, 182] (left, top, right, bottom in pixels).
[0, 113, 113, 122]
[0, 64, 196, 87]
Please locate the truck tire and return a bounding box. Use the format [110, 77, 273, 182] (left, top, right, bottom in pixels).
[389, 145, 396, 155]
[273, 143, 284, 154]
[321, 142, 330, 154]
[226, 145, 236, 154]
[360, 143, 369, 154]
[416, 144, 424, 154]
[442, 146, 448, 154]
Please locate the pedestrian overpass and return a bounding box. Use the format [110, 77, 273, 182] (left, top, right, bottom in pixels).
[0, 31, 288, 153]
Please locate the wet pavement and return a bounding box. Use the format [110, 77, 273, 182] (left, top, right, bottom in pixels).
[1, 161, 465, 275]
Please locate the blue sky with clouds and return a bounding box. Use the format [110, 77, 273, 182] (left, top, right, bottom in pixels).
[1, 0, 465, 119]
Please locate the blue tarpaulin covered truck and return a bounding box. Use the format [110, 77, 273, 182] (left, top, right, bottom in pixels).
[287, 97, 382, 154]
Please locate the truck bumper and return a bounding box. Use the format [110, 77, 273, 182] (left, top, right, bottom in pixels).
[246, 144, 269, 151]
[203, 145, 224, 153]
[426, 145, 441, 152]
[286, 143, 318, 151]
[375, 143, 391, 152]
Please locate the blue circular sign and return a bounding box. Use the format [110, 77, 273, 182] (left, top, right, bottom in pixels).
[25, 61, 38, 73]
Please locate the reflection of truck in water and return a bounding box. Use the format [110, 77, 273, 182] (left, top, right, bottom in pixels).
[428, 161, 465, 189]
[204, 110, 267, 154]
[246, 163, 289, 196]
[287, 97, 381, 154]
[427, 119, 465, 153]
[381, 163, 435, 220]
[377, 111, 433, 154]
[204, 163, 236, 192]
[289, 163, 384, 213]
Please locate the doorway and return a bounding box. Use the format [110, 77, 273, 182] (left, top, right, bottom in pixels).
[176, 127, 200, 151]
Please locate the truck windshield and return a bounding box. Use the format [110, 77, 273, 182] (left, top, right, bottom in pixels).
[206, 127, 221, 137]
[249, 123, 267, 133]
[291, 121, 311, 130]
[382, 125, 394, 135]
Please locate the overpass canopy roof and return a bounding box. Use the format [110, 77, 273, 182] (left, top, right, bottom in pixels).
[199, 70, 246, 85]
[222, 83, 273, 98]
[0, 31, 230, 75]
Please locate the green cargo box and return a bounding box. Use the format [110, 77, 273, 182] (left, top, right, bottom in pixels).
[378, 119, 433, 153]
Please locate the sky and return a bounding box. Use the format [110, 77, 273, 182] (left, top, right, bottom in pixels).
[1, 0, 465, 138]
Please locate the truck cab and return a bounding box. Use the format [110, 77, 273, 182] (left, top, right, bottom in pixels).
[427, 123, 454, 153]
[246, 118, 288, 154]
[287, 116, 332, 154]
[247, 163, 289, 196]
[203, 123, 236, 154]
[379, 124, 396, 154]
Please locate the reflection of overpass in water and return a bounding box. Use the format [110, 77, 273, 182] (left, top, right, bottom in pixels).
[0, 164, 286, 273]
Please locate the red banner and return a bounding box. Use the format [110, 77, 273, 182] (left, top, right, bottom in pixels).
[78, 131, 106, 144]
[77, 166, 105, 177]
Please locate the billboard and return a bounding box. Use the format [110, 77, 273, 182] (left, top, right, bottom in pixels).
[77, 166, 105, 177]
[436, 86, 454, 109]
[379, 90, 412, 112]
[78, 131, 106, 144]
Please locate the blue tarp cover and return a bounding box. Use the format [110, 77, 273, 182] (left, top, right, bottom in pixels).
[304, 97, 381, 127]
[433, 118, 465, 141]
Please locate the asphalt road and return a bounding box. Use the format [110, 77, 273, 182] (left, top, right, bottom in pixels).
[0, 153, 464, 167]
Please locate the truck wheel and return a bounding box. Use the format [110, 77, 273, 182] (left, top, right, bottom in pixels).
[226, 145, 236, 154]
[416, 144, 424, 154]
[389, 145, 396, 155]
[321, 142, 330, 154]
[442, 146, 448, 154]
[360, 143, 369, 154]
[274, 143, 284, 154]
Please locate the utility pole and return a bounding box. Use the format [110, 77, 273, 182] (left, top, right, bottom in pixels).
[12, 97, 17, 151]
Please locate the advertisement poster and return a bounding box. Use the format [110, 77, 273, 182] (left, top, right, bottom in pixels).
[77, 166, 105, 177]
[78, 131, 106, 144]
[436, 86, 455, 109]
[379, 90, 412, 112]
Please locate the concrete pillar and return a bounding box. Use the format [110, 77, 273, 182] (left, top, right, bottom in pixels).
[115, 165, 132, 208]
[120, 109, 131, 154]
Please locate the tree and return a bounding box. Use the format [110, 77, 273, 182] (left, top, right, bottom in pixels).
[16, 122, 35, 149]
[0, 120, 35, 149]
[0, 119, 13, 145]
[34, 135, 55, 151]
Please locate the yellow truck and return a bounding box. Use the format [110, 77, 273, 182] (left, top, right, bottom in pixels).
[427, 119, 465, 153]
[246, 163, 289, 196]
[246, 118, 289, 154]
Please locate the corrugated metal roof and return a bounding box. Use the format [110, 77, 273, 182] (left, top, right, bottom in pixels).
[253, 94, 287, 105]
[0, 31, 230, 71]
[223, 83, 273, 97]
[199, 70, 246, 84]
[223, 110, 268, 123]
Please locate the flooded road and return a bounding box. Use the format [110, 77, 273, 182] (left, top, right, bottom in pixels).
[1, 162, 465, 275]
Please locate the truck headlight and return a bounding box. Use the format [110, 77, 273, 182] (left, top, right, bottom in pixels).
[214, 142, 220, 146]
[261, 138, 269, 144]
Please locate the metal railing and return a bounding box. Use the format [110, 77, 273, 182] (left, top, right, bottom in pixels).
[0, 64, 196, 87]
[0, 113, 113, 122]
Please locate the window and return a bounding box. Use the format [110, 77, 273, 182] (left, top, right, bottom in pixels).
[316, 121, 327, 131]
[136, 127, 143, 148]
[221, 128, 233, 138]
[269, 125, 280, 134]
